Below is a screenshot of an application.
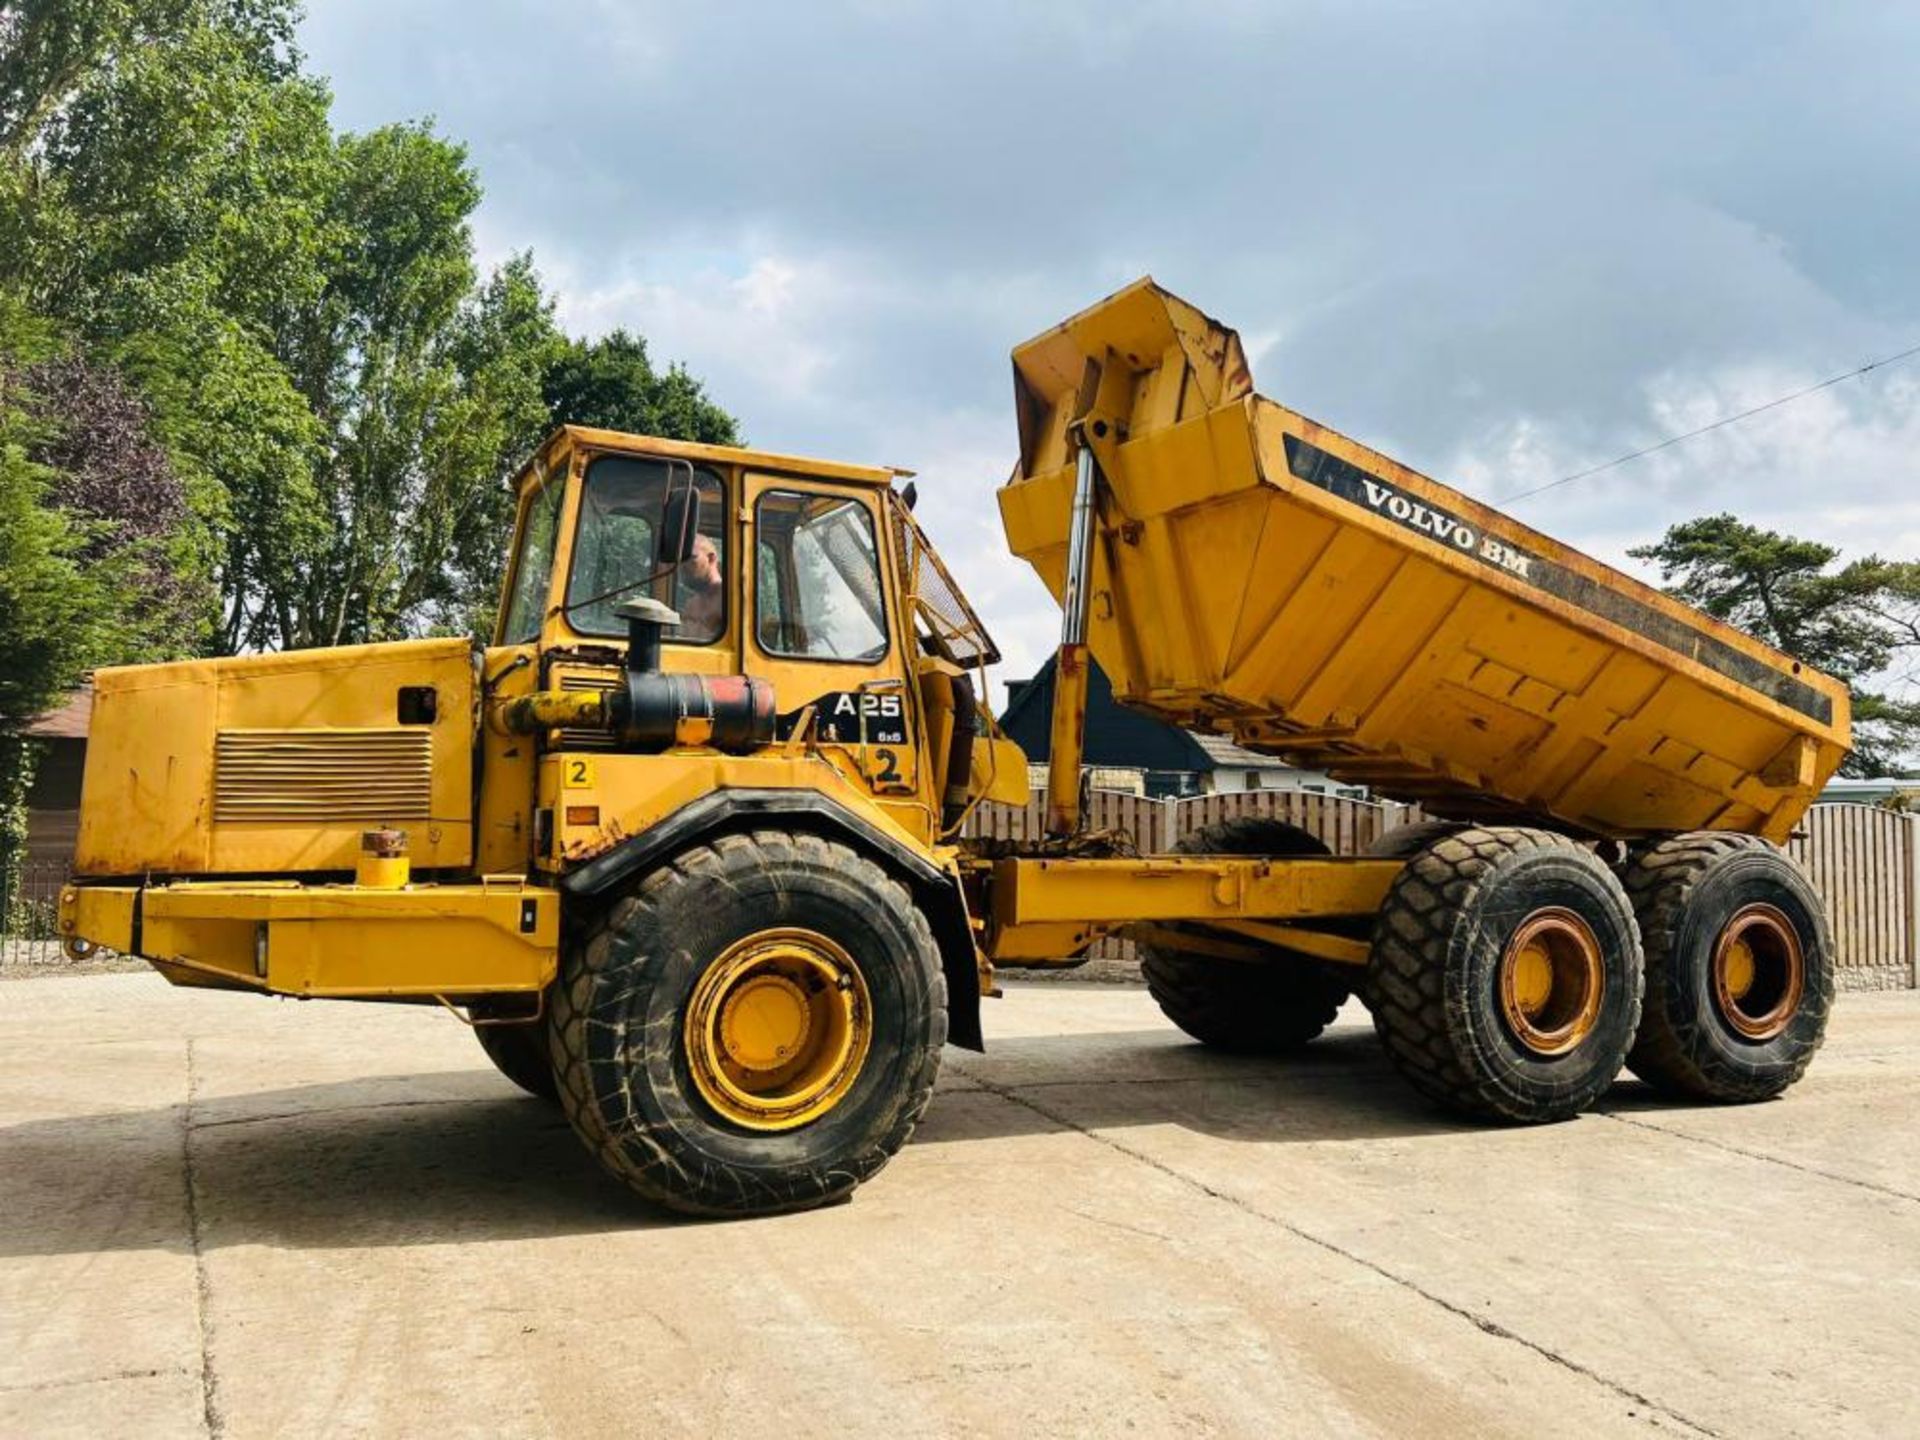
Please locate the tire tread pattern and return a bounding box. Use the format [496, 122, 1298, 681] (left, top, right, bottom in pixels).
[1621, 831, 1833, 1102]
[474, 1021, 559, 1101]
[1369, 826, 1643, 1122]
[1140, 818, 1349, 1053]
[547, 830, 946, 1216]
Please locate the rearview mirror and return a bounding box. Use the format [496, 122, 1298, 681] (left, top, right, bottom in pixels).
[659, 460, 703, 563]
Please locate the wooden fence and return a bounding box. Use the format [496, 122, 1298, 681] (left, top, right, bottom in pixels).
[962, 791, 1424, 968]
[961, 790, 1423, 856]
[1786, 804, 1918, 991]
[5, 798, 1913, 988]
[964, 792, 1920, 988]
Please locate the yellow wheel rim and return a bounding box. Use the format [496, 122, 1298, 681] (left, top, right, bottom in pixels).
[1497, 908, 1606, 1057]
[1712, 903, 1803, 1041]
[684, 928, 872, 1131]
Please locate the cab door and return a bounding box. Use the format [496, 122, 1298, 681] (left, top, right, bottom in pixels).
[743, 475, 931, 833]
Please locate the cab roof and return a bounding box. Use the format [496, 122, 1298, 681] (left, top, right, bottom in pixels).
[512, 425, 904, 495]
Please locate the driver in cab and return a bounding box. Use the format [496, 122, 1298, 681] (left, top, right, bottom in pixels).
[675, 532, 724, 640]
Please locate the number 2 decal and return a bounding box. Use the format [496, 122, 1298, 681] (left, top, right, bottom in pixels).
[871, 748, 902, 785]
[563, 757, 596, 789]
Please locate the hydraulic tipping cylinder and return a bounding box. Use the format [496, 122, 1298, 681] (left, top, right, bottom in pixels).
[1045, 441, 1100, 836]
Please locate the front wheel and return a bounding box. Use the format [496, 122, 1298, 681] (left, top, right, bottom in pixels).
[548, 831, 946, 1217]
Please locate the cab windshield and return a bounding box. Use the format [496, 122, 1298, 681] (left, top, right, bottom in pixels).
[564, 456, 726, 643]
[499, 476, 564, 644]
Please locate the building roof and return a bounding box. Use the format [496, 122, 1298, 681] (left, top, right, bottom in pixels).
[25, 687, 91, 739]
[1001, 659, 1211, 772]
[1187, 732, 1310, 772]
[1001, 659, 1307, 774]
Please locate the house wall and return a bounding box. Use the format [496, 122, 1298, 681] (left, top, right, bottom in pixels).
[1201, 766, 1362, 798]
[22, 738, 85, 866]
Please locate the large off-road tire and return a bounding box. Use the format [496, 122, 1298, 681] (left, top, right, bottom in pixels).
[1369, 826, 1643, 1123]
[548, 831, 946, 1217]
[1364, 819, 1464, 858]
[1621, 832, 1833, 1102]
[1140, 817, 1351, 1053]
[474, 1020, 558, 1101]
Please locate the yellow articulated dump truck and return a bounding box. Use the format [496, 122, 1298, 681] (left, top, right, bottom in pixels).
[61, 280, 1849, 1216]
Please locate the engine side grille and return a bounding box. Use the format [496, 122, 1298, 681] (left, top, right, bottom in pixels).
[556, 671, 620, 750]
[215, 728, 433, 823]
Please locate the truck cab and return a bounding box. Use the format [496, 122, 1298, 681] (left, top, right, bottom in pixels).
[481, 427, 1014, 878]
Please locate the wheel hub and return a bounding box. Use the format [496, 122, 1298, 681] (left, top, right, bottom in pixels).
[719, 974, 813, 1071]
[1712, 903, 1803, 1041]
[684, 929, 872, 1132]
[1497, 908, 1605, 1057]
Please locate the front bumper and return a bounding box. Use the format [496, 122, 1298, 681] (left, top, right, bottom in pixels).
[60, 880, 559, 1000]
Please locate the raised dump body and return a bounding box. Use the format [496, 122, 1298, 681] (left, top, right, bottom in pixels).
[998, 279, 1849, 843]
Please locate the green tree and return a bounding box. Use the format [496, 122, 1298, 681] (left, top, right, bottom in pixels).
[0, 288, 202, 895]
[1, 0, 332, 654]
[0, 306, 116, 729]
[276, 129, 567, 646]
[112, 304, 326, 651]
[1630, 515, 1920, 776]
[544, 329, 740, 446]
[1, 0, 741, 657]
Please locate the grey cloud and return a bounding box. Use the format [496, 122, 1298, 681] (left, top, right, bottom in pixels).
[305, 1, 1920, 670]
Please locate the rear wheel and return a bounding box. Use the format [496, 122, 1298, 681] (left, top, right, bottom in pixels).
[548, 831, 946, 1216]
[1140, 817, 1351, 1053]
[1368, 826, 1643, 1122]
[1364, 819, 1464, 858]
[1621, 833, 1833, 1102]
[473, 1020, 558, 1102]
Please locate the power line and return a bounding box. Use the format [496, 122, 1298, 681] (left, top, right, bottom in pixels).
[1502, 339, 1920, 505]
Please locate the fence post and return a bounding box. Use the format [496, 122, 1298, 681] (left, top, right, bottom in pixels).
[1909, 813, 1920, 990]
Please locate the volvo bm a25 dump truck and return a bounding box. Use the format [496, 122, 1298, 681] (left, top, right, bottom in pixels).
[60, 280, 1849, 1216]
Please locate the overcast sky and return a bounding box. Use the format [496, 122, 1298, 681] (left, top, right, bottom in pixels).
[303, 1, 1920, 689]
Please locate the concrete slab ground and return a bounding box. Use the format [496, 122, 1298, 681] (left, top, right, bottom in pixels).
[2, 972, 1916, 1439]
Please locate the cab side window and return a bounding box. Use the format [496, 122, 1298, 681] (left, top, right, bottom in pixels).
[754, 491, 888, 662]
[565, 457, 726, 643]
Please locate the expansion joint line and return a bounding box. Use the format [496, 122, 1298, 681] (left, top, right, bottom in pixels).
[1597, 1110, 1920, 1205]
[182, 1039, 223, 1439]
[948, 1064, 1722, 1440]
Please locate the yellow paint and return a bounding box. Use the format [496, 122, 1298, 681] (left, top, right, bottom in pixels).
[988, 921, 1111, 963]
[354, 853, 410, 889]
[973, 734, 1032, 807]
[992, 856, 1403, 923]
[542, 746, 940, 867]
[476, 644, 539, 874]
[1511, 943, 1555, 1013]
[515, 425, 899, 505]
[999, 279, 1850, 844]
[60, 884, 134, 954]
[1722, 939, 1756, 999]
[72, 280, 1847, 1028]
[1207, 919, 1372, 969]
[1045, 645, 1092, 834]
[76, 639, 476, 877]
[64, 881, 556, 998]
[682, 928, 873, 1131]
